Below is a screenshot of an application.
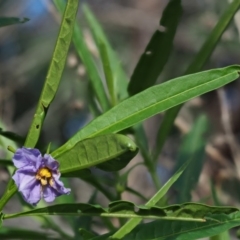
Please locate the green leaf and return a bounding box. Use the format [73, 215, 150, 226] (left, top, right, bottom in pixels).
[3, 201, 237, 222]
[98, 40, 116, 106]
[154, 0, 240, 161]
[111, 156, 192, 239]
[25, 0, 79, 148]
[185, 0, 240, 75]
[121, 211, 240, 240]
[0, 227, 60, 240]
[128, 0, 182, 96]
[210, 180, 231, 240]
[52, 134, 138, 173]
[53, 0, 110, 112]
[173, 115, 208, 203]
[210, 232, 231, 240]
[82, 4, 129, 100]
[76, 191, 98, 234]
[154, 106, 180, 161]
[0, 17, 29, 27]
[53, 66, 240, 159]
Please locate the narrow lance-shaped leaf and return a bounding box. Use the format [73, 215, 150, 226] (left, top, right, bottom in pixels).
[53, 134, 138, 174]
[0, 17, 29, 27]
[98, 39, 117, 106]
[3, 201, 237, 222]
[128, 0, 182, 96]
[25, 0, 79, 148]
[173, 115, 208, 203]
[52, 66, 240, 158]
[111, 155, 192, 239]
[53, 0, 110, 112]
[153, 0, 240, 161]
[83, 4, 129, 100]
[121, 211, 240, 240]
[186, 0, 240, 74]
[210, 178, 231, 240]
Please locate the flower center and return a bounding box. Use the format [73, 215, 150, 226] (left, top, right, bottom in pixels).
[36, 167, 54, 186]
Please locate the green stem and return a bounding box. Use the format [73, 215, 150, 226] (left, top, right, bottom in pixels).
[0, 183, 17, 211]
[150, 166, 161, 190]
[141, 146, 161, 190]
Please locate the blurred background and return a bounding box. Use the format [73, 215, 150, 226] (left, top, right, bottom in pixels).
[0, 0, 240, 238]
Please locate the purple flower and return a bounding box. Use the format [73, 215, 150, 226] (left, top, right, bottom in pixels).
[12, 147, 71, 205]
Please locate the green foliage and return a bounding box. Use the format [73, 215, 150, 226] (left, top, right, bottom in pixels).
[154, 0, 240, 161]
[53, 134, 138, 174]
[186, 0, 240, 74]
[120, 211, 240, 240]
[111, 156, 192, 239]
[128, 0, 182, 95]
[173, 115, 208, 203]
[83, 4, 129, 100]
[0, 17, 29, 27]
[25, 0, 79, 148]
[210, 232, 231, 240]
[98, 40, 116, 106]
[53, 65, 240, 159]
[54, 0, 110, 112]
[3, 201, 237, 222]
[1, 0, 240, 239]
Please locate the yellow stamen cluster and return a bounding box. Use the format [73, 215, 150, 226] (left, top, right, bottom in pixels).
[36, 167, 54, 187]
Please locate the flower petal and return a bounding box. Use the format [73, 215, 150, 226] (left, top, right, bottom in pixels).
[12, 168, 36, 189]
[42, 154, 59, 171]
[52, 177, 71, 195]
[42, 186, 57, 202]
[13, 169, 41, 205]
[42, 174, 70, 202]
[13, 147, 42, 169]
[21, 182, 41, 205]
